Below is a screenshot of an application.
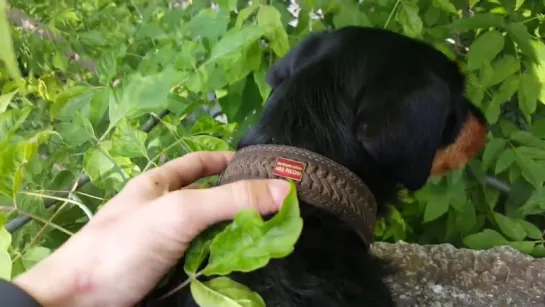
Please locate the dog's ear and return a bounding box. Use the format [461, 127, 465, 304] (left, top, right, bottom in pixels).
[430, 103, 488, 176]
[356, 75, 453, 191]
[266, 31, 332, 88]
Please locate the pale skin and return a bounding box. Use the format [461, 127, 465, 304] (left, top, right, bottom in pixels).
[12, 151, 291, 307]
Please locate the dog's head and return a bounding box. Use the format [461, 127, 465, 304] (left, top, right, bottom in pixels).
[240, 26, 488, 196]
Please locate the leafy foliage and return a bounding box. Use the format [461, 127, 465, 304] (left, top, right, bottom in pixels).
[1, 1, 545, 304]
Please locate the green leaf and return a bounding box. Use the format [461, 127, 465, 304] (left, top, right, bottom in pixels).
[0, 225, 11, 280]
[56, 112, 97, 148]
[97, 51, 117, 85]
[482, 138, 506, 171]
[50, 85, 90, 121]
[0, 90, 17, 113]
[0, 0, 22, 82]
[509, 131, 545, 149]
[257, 6, 290, 57]
[494, 148, 515, 174]
[432, 0, 458, 14]
[445, 13, 504, 31]
[0, 106, 33, 144]
[463, 229, 509, 250]
[517, 72, 540, 117]
[191, 116, 237, 138]
[396, 1, 423, 38]
[505, 23, 539, 63]
[423, 193, 449, 223]
[488, 55, 520, 86]
[21, 246, 51, 271]
[190, 277, 265, 307]
[184, 9, 230, 42]
[466, 30, 505, 71]
[332, 2, 372, 29]
[517, 220, 543, 240]
[203, 181, 303, 276]
[207, 25, 264, 66]
[217, 0, 238, 11]
[531, 118, 545, 138]
[506, 241, 535, 254]
[184, 224, 228, 275]
[455, 201, 477, 235]
[110, 119, 148, 158]
[83, 146, 128, 191]
[494, 213, 526, 241]
[185, 135, 231, 152]
[109, 67, 182, 128]
[532, 244, 545, 257]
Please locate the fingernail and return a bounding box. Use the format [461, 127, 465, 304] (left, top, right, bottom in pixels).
[268, 180, 290, 206]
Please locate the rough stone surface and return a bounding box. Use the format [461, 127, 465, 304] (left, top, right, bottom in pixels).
[370, 242, 545, 307]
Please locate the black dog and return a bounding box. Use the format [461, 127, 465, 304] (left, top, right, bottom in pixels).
[141, 26, 488, 307]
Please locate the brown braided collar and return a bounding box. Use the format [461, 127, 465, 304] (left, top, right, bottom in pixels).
[217, 145, 378, 246]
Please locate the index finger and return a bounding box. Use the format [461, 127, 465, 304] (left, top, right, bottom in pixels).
[121, 151, 235, 201]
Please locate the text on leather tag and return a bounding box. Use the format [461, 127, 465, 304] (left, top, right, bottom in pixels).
[273, 157, 307, 181]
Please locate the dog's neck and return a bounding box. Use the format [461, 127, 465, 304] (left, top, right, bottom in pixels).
[217, 144, 378, 246]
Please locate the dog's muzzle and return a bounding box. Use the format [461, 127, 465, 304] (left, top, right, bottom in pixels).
[217, 144, 377, 247]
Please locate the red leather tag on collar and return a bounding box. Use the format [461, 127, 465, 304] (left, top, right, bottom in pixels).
[273, 157, 307, 181]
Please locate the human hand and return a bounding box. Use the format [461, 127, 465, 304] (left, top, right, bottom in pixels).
[12, 151, 291, 307]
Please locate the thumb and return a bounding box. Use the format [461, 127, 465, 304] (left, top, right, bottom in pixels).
[157, 179, 291, 236]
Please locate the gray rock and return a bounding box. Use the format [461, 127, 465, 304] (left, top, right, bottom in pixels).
[371, 242, 545, 307]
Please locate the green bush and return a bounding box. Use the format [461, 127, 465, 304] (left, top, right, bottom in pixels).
[1, 0, 544, 293]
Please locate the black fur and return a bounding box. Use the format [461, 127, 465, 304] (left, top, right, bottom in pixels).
[140, 26, 486, 307]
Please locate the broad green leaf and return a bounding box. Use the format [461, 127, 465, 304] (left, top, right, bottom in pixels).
[396, 1, 423, 38]
[494, 213, 526, 241]
[21, 246, 51, 271]
[185, 135, 231, 152]
[110, 119, 148, 158]
[488, 55, 520, 86]
[531, 118, 545, 138]
[0, 90, 17, 113]
[0, 0, 22, 82]
[517, 219, 543, 240]
[207, 25, 264, 66]
[184, 224, 228, 275]
[432, 0, 458, 14]
[191, 116, 237, 138]
[97, 51, 117, 85]
[494, 148, 515, 174]
[505, 23, 539, 63]
[466, 30, 504, 71]
[203, 181, 303, 276]
[455, 201, 477, 235]
[0, 107, 33, 144]
[0, 225, 10, 280]
[109, 67, 182, 128]
[423, 195, 449, 222]
[463, 229, 509, 250]
[0, 130, 55, 197]
[50, 85, 90, 121]
[532, 244, 545, 257]
[191, 277, 265, 307]
[184, 9, 230, 42]
[509, 131, 545, 149]
[83, 146, 128, 191]
[56, 112, 96, 148]
[517, 72, 540, 117]
[257, 6, 290, 57]
[217, 0, 238, 11]
[482, 138, 506, 171]
[445, 13, 504, 31]
[235, 6, 259, 30]
[506, 241, 535, 255]
[332, 2, 372, 28]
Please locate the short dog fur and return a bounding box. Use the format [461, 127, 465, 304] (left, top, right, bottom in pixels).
[141, 26, 488, 307]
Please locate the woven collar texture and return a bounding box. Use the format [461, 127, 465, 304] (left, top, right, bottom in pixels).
[217, 144, 377, 246]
